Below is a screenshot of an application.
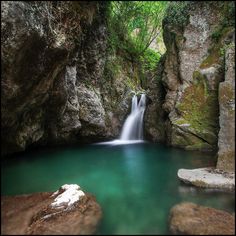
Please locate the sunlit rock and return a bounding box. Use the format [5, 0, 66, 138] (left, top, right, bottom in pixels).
[178, 167, 235, 191]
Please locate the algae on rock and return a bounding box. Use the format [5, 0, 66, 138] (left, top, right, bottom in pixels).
[161, 1, 235, 152]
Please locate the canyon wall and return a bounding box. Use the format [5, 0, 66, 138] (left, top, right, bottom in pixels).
[2, 1, 235, 170]
[1, 1, 140, 155]
[217, 43, 235, 172]
[160, 2, 235, 155]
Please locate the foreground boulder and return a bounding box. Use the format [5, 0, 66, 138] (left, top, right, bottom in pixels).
[1, 184, 102, 235]
[169, 202, 235, 235]
[178, 167, 235, 191]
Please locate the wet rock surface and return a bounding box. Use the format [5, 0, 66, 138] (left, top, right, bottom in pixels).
[1, 185, 102, 235]
[177, 167, 235, 191]
[169, 202, 235, 235]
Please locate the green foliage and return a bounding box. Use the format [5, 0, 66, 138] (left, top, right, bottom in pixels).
[220, 42, 235, 57]
[103, 56, 122, 81]
[141, 48, 161, 71]
[163, 1, 190, 29]
[106, 1, 168, 74]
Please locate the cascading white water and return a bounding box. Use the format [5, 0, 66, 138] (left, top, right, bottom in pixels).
[95, 94, 146, 145]
[120, 94, 146, 140]
[131, 95, 138, 113]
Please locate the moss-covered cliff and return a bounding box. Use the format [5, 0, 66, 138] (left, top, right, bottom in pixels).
[161, 1, 235, 154]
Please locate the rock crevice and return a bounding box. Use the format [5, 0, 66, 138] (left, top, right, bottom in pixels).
[161, 2, 235, 155]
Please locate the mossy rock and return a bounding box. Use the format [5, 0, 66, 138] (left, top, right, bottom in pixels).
[170, 124, 214, 151]
[174, 70, 219, 147]
[185, 142, 213, 151]
[200, 27, 234, 69]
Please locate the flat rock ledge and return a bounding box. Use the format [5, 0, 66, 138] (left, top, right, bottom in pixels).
[1, 184, 102, 235]
[169, 202, 235, 235]
[178, 167, 235, 191]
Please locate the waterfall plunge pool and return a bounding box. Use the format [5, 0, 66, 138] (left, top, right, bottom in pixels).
[1, 142, 235, 234]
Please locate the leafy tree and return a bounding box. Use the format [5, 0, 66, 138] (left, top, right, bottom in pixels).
[107, 1, 168, 59]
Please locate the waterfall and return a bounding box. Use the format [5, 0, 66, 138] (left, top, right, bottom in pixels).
[120, 94, 146, 140]
[95, 94, 146, 145]
[131, 95, 138, 113]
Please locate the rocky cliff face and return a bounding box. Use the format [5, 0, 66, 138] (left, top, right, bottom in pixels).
[2, 1, 234, 161]
[144, 56, 167, 142]
[161, 2, 235, 152]
[217, 43, 235, 172]
[1, 1, 140, 155]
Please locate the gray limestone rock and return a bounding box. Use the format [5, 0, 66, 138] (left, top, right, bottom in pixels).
[217, 44, 235, 172]
[161, 2, 234, 152]
[178, 167, 235, 191]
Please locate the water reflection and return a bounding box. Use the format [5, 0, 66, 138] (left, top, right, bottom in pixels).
[121, 144, 148, 193]
[2, 143, 234, 234]
[178, 184, 235, 194]
[178, 184, 235, 213]
[122, 145, 146, 168]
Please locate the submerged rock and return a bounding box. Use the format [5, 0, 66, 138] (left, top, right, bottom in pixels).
[178, 167, 235, 191]
[169, 202, 235, 235]
[1, 184, 102, 235]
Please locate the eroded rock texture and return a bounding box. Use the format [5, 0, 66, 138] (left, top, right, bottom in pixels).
[177, 167, 235, 191]
[169, 202, 235, 235]
[162, 2, 235, 152]
[1, 188, 102, 235]
[1, 1, 105, 154]
[1, 1, 139, 155]
[217, 44, 235, 172]
[144, 56, 167, 142]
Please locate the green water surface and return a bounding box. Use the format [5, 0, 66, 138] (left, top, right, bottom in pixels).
[1, 143, 234, 234]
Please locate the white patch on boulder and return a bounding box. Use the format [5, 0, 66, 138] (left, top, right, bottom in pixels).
[51, 184, 85, 209]
[178, 167, 235, 191]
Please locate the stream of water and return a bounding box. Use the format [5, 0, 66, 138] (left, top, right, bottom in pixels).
[120, 94, 146, 140]
[96, 94, 147, 146]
